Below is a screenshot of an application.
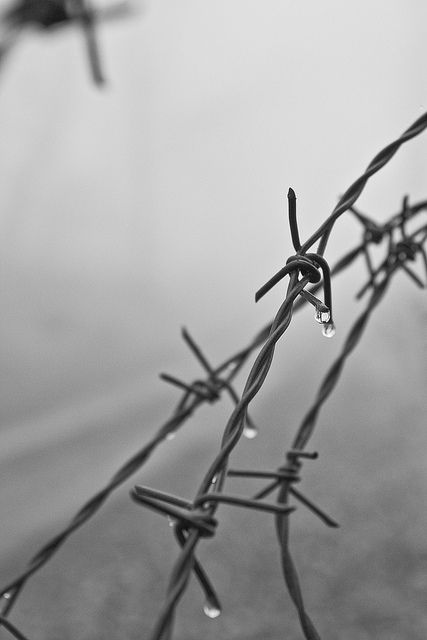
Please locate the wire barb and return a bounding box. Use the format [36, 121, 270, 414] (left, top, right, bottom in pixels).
[288, 187, 301, 251]
[0, 0, 133, 85]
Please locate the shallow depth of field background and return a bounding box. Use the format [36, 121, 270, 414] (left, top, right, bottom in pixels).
[0, 1, 426, 638]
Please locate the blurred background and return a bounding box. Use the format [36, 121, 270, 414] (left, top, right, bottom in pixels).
[0, 1, 426, 638]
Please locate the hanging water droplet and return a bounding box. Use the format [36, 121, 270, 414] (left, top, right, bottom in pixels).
[211, 474, 218, 485]
[322, 322, 336, 338]
[243, 424, 258, 439]
[167, 516, 175, 528]
[314, 305, 331, 324]
[3, 592, 10, 599]
[203, 602, 221, 619]
[166, 431, 176, 441]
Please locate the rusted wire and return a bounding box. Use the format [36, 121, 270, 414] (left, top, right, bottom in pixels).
[1, 113, 427, 639]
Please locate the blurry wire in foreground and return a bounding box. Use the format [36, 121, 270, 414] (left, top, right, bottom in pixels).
[0, 0, 136, 84]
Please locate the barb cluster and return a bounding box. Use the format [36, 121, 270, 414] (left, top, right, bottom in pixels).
[0, 0, 133, 84]
[0, 112, 426, 640]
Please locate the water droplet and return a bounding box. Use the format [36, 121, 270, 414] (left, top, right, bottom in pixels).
[314, 306, 331, 324]
[211, 475, 218, 485]
[243, 424, 258, 439]
[167, 516, 175, 528]
[322, 322, 336, 338]
[3, 593, 10, 599]
[166, 431, 176, 441]
[203, 602, 221, 619]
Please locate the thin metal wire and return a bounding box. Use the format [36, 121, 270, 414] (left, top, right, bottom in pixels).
[301, 111, 427, 256]
[0, 616, 30, 640]
[274, 269, 398, 639]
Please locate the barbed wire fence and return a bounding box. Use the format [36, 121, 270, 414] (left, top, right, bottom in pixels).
[0, 103, 425, 639]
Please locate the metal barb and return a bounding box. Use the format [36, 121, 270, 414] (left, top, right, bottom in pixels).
[131, 488, 217, 538]
[288, 187, 301, 251]
[66, 0, 105, 85]
[0, 0, 121, 86]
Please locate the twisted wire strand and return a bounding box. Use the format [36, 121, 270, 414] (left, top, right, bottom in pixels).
[299, 111, 427, 256]
[276, 216, 427, 637]
[273, 269, 396, 640]
[293, 271, 393, 451]
[148, 273, 307, 639]
[243, 254, 415, 640]
[276, 485, 322, 640]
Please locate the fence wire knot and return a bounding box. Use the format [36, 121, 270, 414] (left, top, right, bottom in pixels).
[255, 189, 335, 336]
[160, 374, 221, 404]
[160, 327, 259, 439]
[131, 486, 218, 538]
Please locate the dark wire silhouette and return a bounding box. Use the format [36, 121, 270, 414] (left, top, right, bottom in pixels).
[0, 0, 135, 84]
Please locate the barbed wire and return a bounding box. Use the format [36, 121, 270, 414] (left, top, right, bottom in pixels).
[0, 0, 135, 84]
[1, 112, 426, 638]
[137, 209, 427, 640]
[234, 239, 426, 640]
[304, 111, 427, 257]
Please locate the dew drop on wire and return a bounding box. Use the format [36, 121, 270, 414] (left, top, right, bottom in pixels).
[166, 431, 176, 441]
[243, 424, 258, 439]
[203, 602, 221, 619]
[314, 307, 331, 324]
[3, 592, 10, 599]
[167, 517, 175, 528]
[322, 322, 336, 338]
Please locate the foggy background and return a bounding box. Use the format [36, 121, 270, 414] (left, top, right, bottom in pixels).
[0, 1, 426, 638]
